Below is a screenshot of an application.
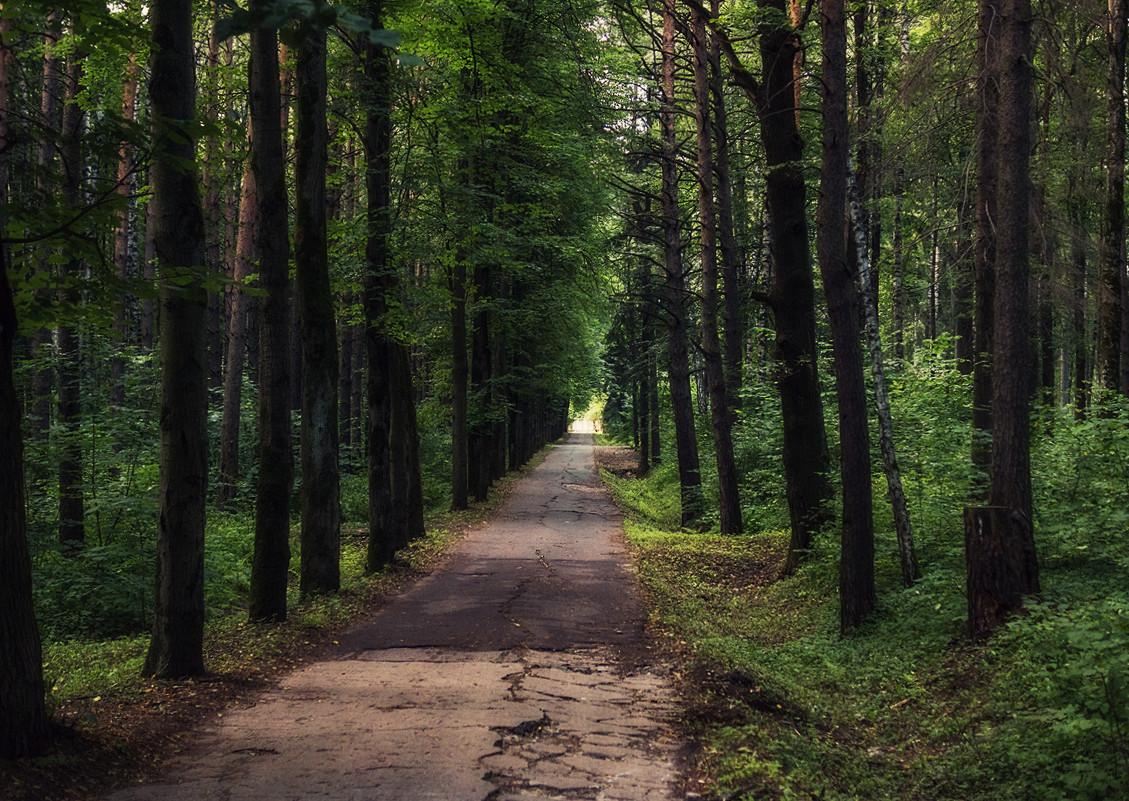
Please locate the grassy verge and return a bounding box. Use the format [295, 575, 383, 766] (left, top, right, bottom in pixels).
[597, 452, 1129, 801]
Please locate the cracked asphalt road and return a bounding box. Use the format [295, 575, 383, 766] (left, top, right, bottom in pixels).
[106, 431, 680, 801]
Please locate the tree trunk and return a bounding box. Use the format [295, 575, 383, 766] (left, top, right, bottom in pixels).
[954, 195, 975, 374]
[339, 308, 354, 449]
[818, 0, 874, 630]
[754, 0, 834, 571]
[987, 0, 1038, 589]
[661, 0, 704, 529]
[850, 166, 920, 588]
[144, 0, 208, 678]
[1071, 178, 1091, 418]
[968, 0, 1040, 639]
[451, 247, 469, 510]
[249, 18, 293, 623]
[853, 2, 885, 300]
[295, 16, 340, 597]
[972, 0, 1000, 485]
[0, 17, 51, 757]
[709, 0, 743, 421]
[891, 163, 907, 360]
[469, 265, 493, 503]
[203, 22, 225, 407]
[141, 191, 157, 351]
[691, 4, 741, 534]
[649, 351, 661, 463]
[364, 0, 398, 570]
[30, 11, 63, 442]
[965, 506, 1028, 638]
[390, 342, 425, 543]
[215, 143, 256, 511]
[691, 0, 832, 560]
[110, 56, 139, 412]
[1098, 0, 1127, 394]
[57, 50, 85, 548]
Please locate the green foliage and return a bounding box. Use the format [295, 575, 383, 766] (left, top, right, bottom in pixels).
[43, 636, 148, 706]
[600, 347, 1129, 800]
[33, 544, 151, 641]
[994, 596, 1129, 800]
[732, 380, 790, 532]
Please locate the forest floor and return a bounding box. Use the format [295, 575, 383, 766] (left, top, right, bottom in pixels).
[6, 432, 692, 801]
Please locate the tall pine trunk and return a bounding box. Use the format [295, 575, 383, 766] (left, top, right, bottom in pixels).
[295, 16, 340, 597]
[110, 56, 138, 411]
[819, 0, 874, 630]
[691, 4, 741, 534]
[203, 21, 225, 406]
[248, 18, 293, 622]
[30, 11, 63, 442]
[1098, 0, 1127, 394]
[756, 0, 833, 571]
[451, 247, 469, 510]
[972, 0, 999, 485]
[709, 0, 743, 421]
[144, 0, 208, 678]
[469, 264, 493, 503]
[967, 0, 1040, 639]
[215, 143, 256, 511]
[57, 50, 85, 547]
[661, 0, 704, 529]
[0, 16, 51, 756]
[364, 0, 398, 569]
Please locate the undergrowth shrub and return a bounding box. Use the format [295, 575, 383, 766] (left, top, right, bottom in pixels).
[992, 595, 1129, 801]
[604, 340, 1129, 800]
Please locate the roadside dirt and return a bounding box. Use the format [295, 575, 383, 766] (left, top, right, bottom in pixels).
[97, 432, 682, 800]
[593, 444, 641, 479]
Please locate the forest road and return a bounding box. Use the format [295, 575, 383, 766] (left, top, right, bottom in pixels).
[105, 431, 682, 801]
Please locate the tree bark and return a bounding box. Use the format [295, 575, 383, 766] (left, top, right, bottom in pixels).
[215, 142, 256, 511]
[1098, 0, 1127, 394]
[57, 50, 85, 548]
[295, 16, 340, 597]
[144, 0, 208, 678]
[754, 0, 834, 571]
[469, 264, 493, 503]
[709, 0, 743, 421]
[850, 166, 920, 589]
[0, 17, 51, 757]
[364, 0, 398, 570]
[30, 11, 63, 442]
[691, 4, 741, 534]
[954, 195, 975, 374]
[967, 0, 1040, 639]
[110, 55, 139, 411]
[891, 163, 907, 360]
[390, 341, 425, 544]
[203, 21, 225, 406]
[451, 247, 469, 510]
[249, 17, 293, 622]
[986, 0, 1038, 592]
[818, 0, 874, 630]
[661, 0, 704, 529]
[972, 0, 1000, 485]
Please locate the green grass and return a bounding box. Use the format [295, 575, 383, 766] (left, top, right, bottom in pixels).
[598, 419, 1129, 801]
[43, 636, 149, 707]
